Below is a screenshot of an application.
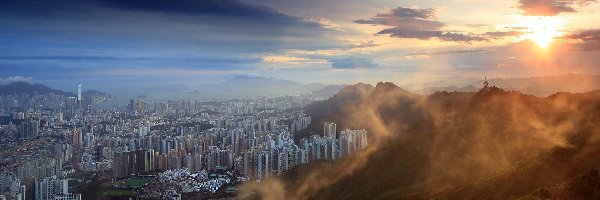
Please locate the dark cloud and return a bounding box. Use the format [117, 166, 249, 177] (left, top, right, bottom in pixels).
[517, 0, 596, 16]
[355, 7, 484, 43]
[330, 57, 378, 69]
[563, 29, 600, 51]
[354, 7, 443, 30]
[0, 54, 261, 64]
[378, 7, 437, 19]
[0, 0, 326, 33]
[376, 28, 443, 40]
[484, 30, 528, 39]
[564, 29, 600, 41]
[356, 17, 445, 30]
[575, 41, 600, 51]
[99, 0, 311, 24]
[439, 33, 488, 42]
[409, 49, 489, 56]
[0, 0, 344, 84]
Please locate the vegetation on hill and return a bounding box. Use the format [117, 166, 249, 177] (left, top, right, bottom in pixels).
[242, 82, 600, 200]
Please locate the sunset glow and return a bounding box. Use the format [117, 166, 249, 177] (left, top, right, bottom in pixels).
[517, 16, 566, 48]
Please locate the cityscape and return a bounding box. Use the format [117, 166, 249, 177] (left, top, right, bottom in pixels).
[0, 82, 369, 199]
[2, 0, 600, 199]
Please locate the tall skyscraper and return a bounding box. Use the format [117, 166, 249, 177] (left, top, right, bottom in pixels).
[323, 122, 336, 138]
[77, 83, 82, 101]
[76, 83, 82, 109]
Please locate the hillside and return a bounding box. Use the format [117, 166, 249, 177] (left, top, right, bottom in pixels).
[310, 84, 347, 99]
[191, 76, 334, 98]
[246, 82, 600, 200]
[414, 74, 600, 97]
[0, 82, 75, 96]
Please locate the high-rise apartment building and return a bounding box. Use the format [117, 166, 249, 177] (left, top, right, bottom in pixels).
[323, 122, 336, 138]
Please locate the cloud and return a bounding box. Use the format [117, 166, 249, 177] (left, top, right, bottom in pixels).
[0, 76, 33, 84]
[563, 29, 600, 51]
[0, 0, 346, 86]
[0, 0, 341, 53]
[485, 30, 527, 38]
[376, 28, 443, 40]
[401, 48, 488, 60]
[330, 57, 378, 69]
[355, 7, 485, 43]
[517, 0, 596, 16]
[0, 54, 261, 65]
[0, 0, 333, 37]
[99, 0, 318, 26]
[261, 55, 327, 65]
[354, 7, 444, 30]
[564, 29, 600, 41]
[408, 49, 489, 56]
[439, 32, 488, 42]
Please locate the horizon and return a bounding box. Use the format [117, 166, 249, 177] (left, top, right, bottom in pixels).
[3, 73, 600, 103]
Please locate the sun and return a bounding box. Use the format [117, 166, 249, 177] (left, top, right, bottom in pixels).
[516, 16, 566, 48]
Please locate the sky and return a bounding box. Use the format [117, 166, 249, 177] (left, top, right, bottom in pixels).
[1, 0, 600, 93]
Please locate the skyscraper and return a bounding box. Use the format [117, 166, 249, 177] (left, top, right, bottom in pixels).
[77, 83, 82, 104]
[323, 122, 336, 138]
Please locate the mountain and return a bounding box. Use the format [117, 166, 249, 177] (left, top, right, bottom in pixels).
[310, 84, 348, 98]
[191, 76, 335, 98]
[0, 82, 75, 96]
[0, 82, 113, 103]
[415, 85, 480, 94]
[487, 73, 600, 97]
[249, 83, 600, 200]
[413, 74, 600, 97]
[219, 75, 301, 88]
[404, 76, 482, 89]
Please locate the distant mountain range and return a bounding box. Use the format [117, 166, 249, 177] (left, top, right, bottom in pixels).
[0, 82, 112, 99]
[190, 75, 346, 98]
[414, 73, 600, 96]
[0, 82, 75, 96]
[310, 84, 348, 98]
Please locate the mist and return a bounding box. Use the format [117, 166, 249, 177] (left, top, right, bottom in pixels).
[237, 81, 600, 199]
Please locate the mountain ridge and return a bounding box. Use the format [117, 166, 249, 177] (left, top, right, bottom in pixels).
[0, 81, 75, 96]
[0, 82, 112, 99]
[272, 81, 600, 200]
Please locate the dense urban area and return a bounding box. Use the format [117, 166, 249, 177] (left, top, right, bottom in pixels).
[0, 82, 368, 200]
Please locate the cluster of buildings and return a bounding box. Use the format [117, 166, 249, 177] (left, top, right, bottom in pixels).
[112, 123, 367, 182]
[158, 168, 231, 194]
[0, 82, 368, 199]
[0, 175, 26, 200]
[34, 177, 80, 200]
[0, 160, 80, 200]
